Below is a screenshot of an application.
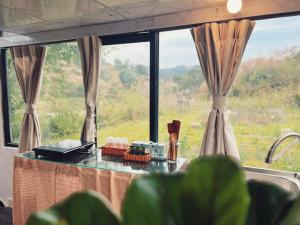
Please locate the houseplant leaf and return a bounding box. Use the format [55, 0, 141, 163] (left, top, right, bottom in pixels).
[122, 173, 185, 225]
[277, 194, 300, 225]
[26, 190, 121, 225]
[246, 180, 291, 225]
[122, 156, 250, 225]
[180, 157, 250, 225]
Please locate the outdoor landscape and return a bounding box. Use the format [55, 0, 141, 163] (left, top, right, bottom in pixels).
[6, 29, 300, 172]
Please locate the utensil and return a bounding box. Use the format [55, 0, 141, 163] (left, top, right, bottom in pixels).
[167, 120, 181, 163]
[168, 123, 174, 134]
[173, 120, 181, 139]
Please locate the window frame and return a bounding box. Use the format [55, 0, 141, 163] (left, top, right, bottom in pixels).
[0, 48, 16, 147]
[101, 32, 159, 142]
[2, 12, 300, 148]
[0, 32, 159, 147]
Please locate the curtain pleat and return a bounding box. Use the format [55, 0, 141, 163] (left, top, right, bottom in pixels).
[191, 20, 255, 160]
[10, 45, 47, 153]
[77, 36, 101, 142]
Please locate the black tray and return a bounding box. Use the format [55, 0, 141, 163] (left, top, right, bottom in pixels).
[33, 139, 95, 159]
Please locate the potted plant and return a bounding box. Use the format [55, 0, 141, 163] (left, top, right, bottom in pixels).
[26, 156, 300, 225]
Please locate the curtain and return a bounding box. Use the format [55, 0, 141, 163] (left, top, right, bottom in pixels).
[77, 36, 101, 142]
[10, 45, 47, 153]
[191, 20, 255, 160]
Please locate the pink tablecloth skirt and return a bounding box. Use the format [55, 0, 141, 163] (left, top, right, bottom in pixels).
[13, 156, 136, 225]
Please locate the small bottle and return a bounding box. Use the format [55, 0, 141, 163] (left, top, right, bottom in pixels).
[106, 136, 113, 147]
[122, 138, 129, 149]
[115, 137, 122, 149]
[111, 137, 117, 148]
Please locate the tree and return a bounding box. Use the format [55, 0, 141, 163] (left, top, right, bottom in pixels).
[46, 43, 81, 72]
[173, 67, 203, 94]
[114, 59, 122, 68]
[119, 70, 137, 89]
[135, 64, 148, 76]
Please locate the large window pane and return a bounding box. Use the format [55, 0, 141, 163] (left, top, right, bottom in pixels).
[231, 16, 300, 171]
[7, 51, 23, 143]
[98, 42, 150, 144]
[7, 42, 85, 144]
[159, 29, 206, 159]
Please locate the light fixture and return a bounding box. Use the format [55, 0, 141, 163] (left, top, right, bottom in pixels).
[227, 0, 242, 14]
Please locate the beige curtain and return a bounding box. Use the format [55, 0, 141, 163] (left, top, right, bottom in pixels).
[10, 45, 47, 153]
[77, 36, 101, 142]
[191, 20, 255, 160]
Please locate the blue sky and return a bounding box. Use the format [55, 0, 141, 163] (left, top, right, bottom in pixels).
[244, 15, 300, 60]
[104, 15, 300, 68]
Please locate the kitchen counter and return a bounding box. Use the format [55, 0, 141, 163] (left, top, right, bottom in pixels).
[13, 150, 187, 225]
[18, 150, 187, 174]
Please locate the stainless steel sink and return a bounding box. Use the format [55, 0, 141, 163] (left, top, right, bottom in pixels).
[244, 166, 300, 193]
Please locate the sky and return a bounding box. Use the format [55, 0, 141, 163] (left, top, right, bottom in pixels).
[104, 15, 300, 69]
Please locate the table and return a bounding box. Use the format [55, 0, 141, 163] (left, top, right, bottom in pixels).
[13, 150, 187, 225]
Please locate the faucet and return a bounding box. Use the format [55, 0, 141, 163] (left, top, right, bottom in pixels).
[265, 132, 300, 164]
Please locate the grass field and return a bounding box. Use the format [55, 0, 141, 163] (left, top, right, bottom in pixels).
[97, 91, 300, 172]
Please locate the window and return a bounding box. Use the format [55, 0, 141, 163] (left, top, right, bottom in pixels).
[3, 34, 155, 146]
[230, 15, 300, 171]
[5, 42, 85, 145]
[6, 50, 22, 143]
[3, 15, 300, 173]
[98, 41, 150, 143]
[159, 29, 206, 159]
[157, 16, 300, 169]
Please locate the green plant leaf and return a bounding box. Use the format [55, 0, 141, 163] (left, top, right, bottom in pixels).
[246, 180, 291, 225]
[122, 173, 185, 225]
[122, 156, 250, 225]
[26, 190, 121, 225]
[180, 157, 250, 225]
[277, 194, 300, 225]
[26, 210, 67, 225]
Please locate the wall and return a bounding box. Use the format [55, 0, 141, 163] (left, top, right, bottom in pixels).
[0, 146, 18, 207]
[0, 83, 18, 206]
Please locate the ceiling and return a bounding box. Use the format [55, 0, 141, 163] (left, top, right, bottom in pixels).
[0, 0, 226, 35]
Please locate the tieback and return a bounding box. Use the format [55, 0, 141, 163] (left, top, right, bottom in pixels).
[86, 108, 95, 119]
[25, 104, 36, 114]
[212, 96, 227, 112]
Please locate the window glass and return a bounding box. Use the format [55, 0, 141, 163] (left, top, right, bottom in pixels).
[98, 42, 150, 144]
[7, 42, 85, 144]
[159, 29, 207, 159]
[231, 16, 300, 171]
[159, 16, 300, 171]
[7, 51, 22, 143]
